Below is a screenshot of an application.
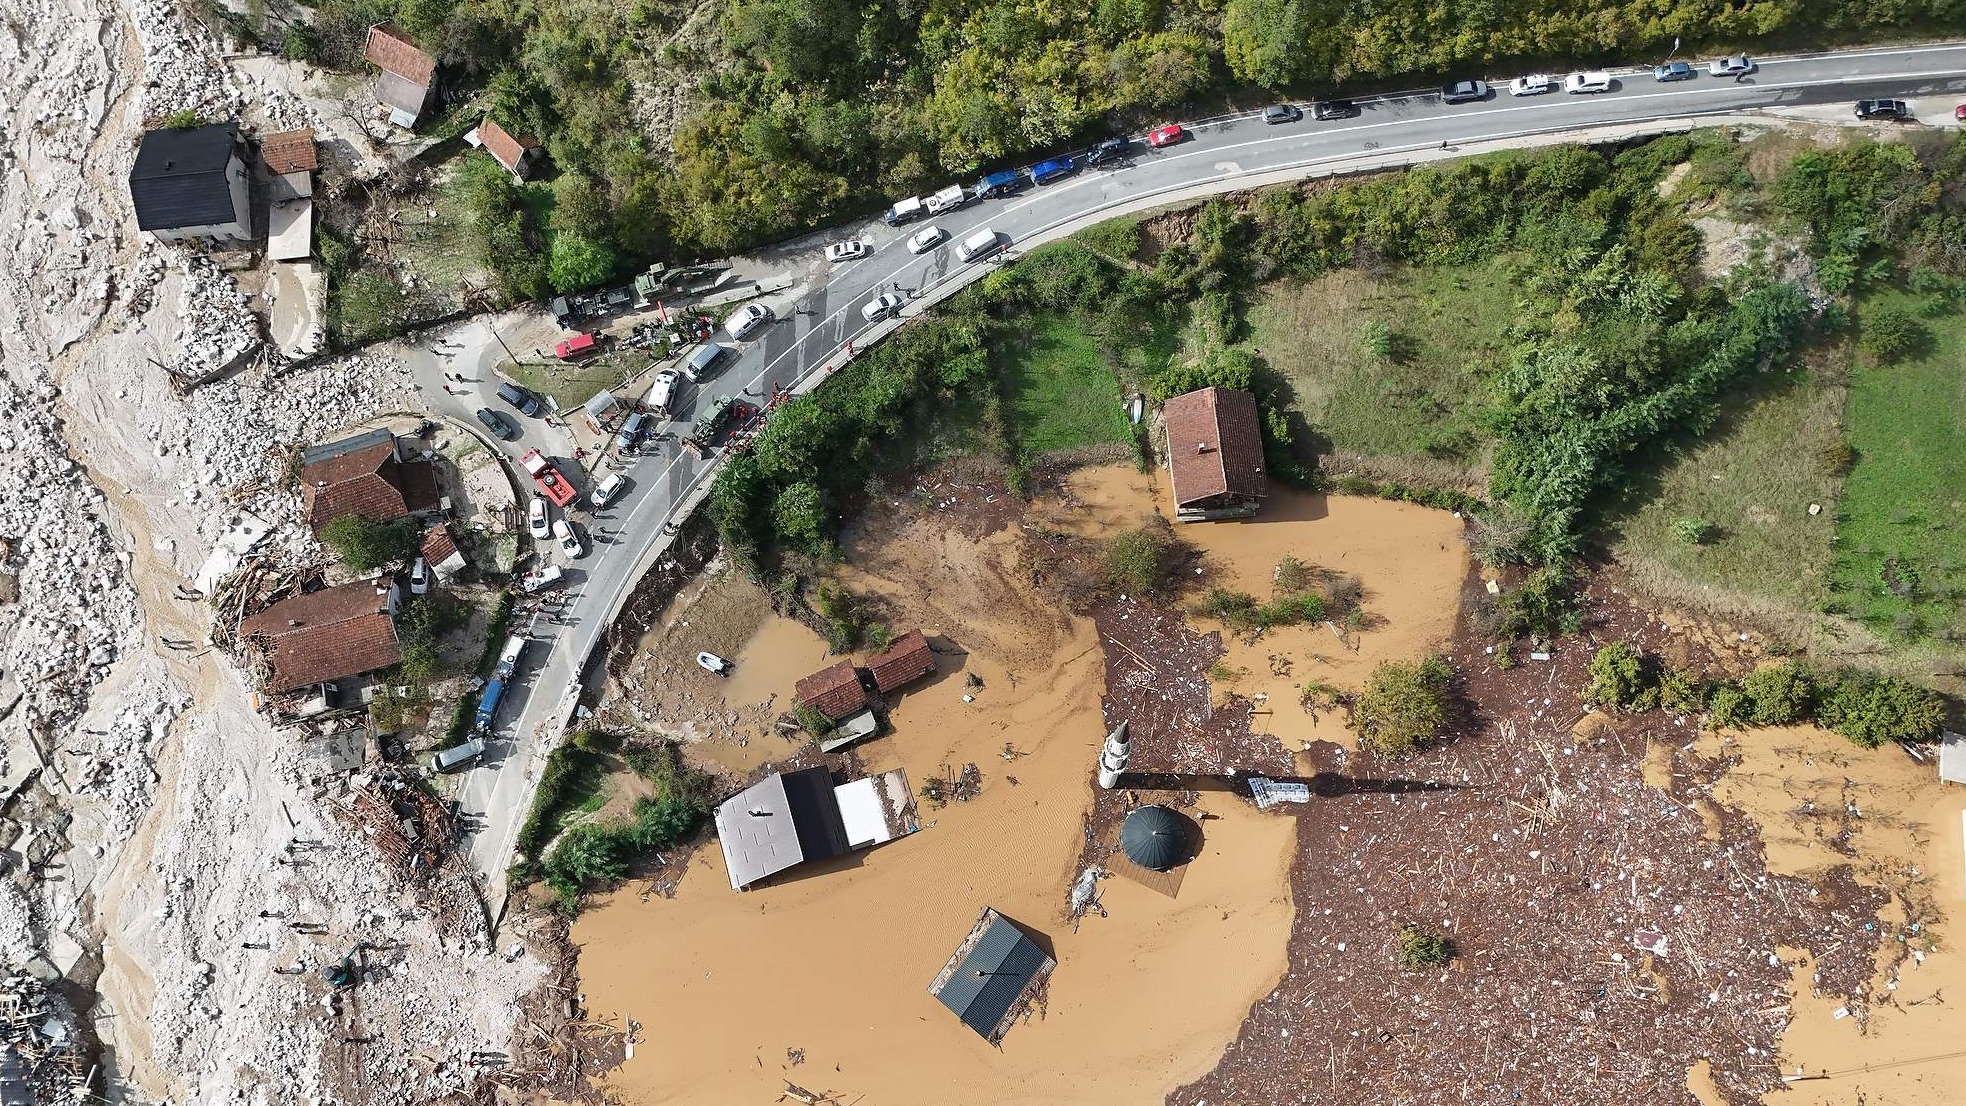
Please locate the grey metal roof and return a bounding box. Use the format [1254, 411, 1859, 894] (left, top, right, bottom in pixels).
[1121, 804, 1192, 870]
[934, 913, 1051, 1038]
[714, 766, 849, 890]
[300, 427, 395, 467]
[129, 124, 240, 231]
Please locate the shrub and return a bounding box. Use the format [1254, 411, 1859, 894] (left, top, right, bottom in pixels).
[1102, 525, 1177, 595]
[1354, 656, 1452, 759]
[1740, 662, 1814, 726]
[1587, 644, 1652, 711]
[1361, 320, 1392, 359]
[1494, 565, 1579, 642]
[1815, 674, 1945, 748]
[1671, 517, 1714, 545]
[1273, 556, 1310, 593]
[1859, 302, 1927, 363]
[318, 514, 419, 572]
[1396, 926, 1453, 969]
[1657, 668, 1705, 715]
[164, 109, 203, 129]
[1706, 683, 1752, 729]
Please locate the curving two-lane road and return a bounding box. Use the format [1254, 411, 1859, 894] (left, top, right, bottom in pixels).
[456, 42, 1966, 897]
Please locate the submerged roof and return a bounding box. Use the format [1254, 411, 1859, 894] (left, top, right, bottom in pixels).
[929, 908, 1054, 1041]
[1120, 804, 1192, 871]
[129, 124, 240, 231]
[1163, 386, 1266, 507]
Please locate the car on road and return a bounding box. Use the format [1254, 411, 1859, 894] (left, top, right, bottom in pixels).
[1029, 156, 1076, 184]
[1262, 103, 1302, 124]
[1855, 98, 1912, 121]
[1509, 74, 1553, 96]
[1084, 136, 1130, 167]
[553, 519, 585, 560]
[683, 342, 726, 382]
[1564, 70, 1613, 94]
[528, 495, 550, 541]
[1708, 54, 1755, 77]
[861, 291, 907, 322]
[648, 369, 681, 415]
[907, 226, 947, 254]
[1653, 60, 1696, 82]
[1147, 123, 1186, 148]
[1312, 99, 1356, 120]
[1440, 79, 1489, 103]
[824, 240, 866, 263]
[975, 169, 1027, 198]
[590, 473, 627, 509]
[475, 408, 515, 439]
[614, 409, 650, 452]
[724, 302, 773, 340]
[957, 228, 1003, 263]
[496, 381, 542, 416]
[430, 737, 485, 774]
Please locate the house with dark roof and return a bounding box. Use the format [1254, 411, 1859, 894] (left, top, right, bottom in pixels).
[1162, 386, 1266, 521]
[927, 908, 1055, 1044]
[364, 23, 438, 128]
[867, 630, 935, 694]
[128, 123, 252, 244]
[299, 428, 442, 534]
[239, 579, 402, 695]
[714, 766, 918, 890]
[470, 118, 542, 181]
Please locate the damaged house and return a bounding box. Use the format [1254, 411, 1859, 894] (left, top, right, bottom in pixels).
[239, 578, 403, 716]
[298, 428, 442, 534]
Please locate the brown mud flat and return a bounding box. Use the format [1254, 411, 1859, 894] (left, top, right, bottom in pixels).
[1177, 572, 1897, 1106]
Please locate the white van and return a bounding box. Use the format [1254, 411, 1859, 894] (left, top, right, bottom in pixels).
[430, 737, 485, 774]
[956, 228, 1002, 263]
[1564, 70, 1612, 94]
[648, 369, 680, 414]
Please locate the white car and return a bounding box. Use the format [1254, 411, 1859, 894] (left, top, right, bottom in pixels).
[553, 518, 585, 559]
[907, 226, 947, 254]
[861, 291, 907, 322]
[409, 557, 429, 595]
[1509, 75, 1552, 96]
[527, 495, 550, 541]
[590, 472, 627, 509]
[1708, 54, 1754, 78]
[724, 302, 773, 340]
[1564, 70, 1613, 95]
[824, 240, 866, 263]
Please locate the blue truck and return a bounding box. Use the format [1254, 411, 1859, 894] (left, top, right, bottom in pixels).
[1028, 156, 1076, 185]
[974, 170, 1025, 199]
[474, 634, 529, 732]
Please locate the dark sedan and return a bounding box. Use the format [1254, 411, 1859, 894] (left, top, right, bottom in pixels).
[1440, 80, 1489, 104]
[1313, 99, 1357, 120]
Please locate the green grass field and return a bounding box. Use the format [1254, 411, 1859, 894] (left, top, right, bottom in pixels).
[1241, 261, 1517, 486]
[499, 353, 644, 413]
[1610, 366, 1845, 629]
[999, 314, 1131, 455]
[1829, 290, 1966, 644]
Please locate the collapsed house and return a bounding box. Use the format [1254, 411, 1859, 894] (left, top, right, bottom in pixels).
[238, 578, 403, 716]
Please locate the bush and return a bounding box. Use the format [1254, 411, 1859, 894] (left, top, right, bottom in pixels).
[1740, 662, 1814, 726]
[1587, 643, 1652, 711]
[164, 109, 203, 129]
[1102, 525, 1177, 596]
[1859, 302, 1928, 363]
[1815, 674, 1945, 748]
[1354, 656, 1452, 759]
[1671, 517, 1714, 545]
[1706, 683, 1752, 729]
[1657, 668, 1705, 715]
[318, 514, 419, 572]
[1396, 925, 1453, 969]
[1494, 565, 1580, 642]
[337, 270, 413, 345]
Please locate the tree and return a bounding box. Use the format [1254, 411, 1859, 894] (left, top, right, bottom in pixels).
[336, 272, 409, 344]
[1740, 662, 1814, 726]
[1859, 302, 1927, 363]
[548, 232, 617, 294]
[318, 515, 419, 572]
[1816, 675, 1944, 748]
[1223, 0, 1313, 90]
[1102, 525, 1176, 595]
[769, 480, 828, 551]
[1353, 656, 1452, 758]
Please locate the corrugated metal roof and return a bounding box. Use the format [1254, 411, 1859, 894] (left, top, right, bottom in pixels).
[1163, 386, 1266, 508]
[714, 767, 850, 890]
[931, 909, 1052, 1040]
[128, 124, 240, 232]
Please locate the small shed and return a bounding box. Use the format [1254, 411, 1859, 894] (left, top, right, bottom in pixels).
[364, 23, 438, 128]
[1162, 386, 1266, 521]
[582, 389, 619, 421]
[866, 629, 935, 694]
[470, 118, 542, 181]
[421, 524, 468, 582]
[927, 908, 1055, 1044]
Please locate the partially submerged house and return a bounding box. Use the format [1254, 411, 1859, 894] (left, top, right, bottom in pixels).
[714, 765, 918, 890]
[261, 128, 316, 262]
[795, 660, 878, 752]
[363, 23, 438, 129]
[468, 118, 542, 181]
[1162, 386, 1266, 521]
[299, 428, 442, 534]
[927, 907, 1055, 1044]
[239, 579, 402, 708]
[128, 123, 252, 244]
[866, 629, 935, 695]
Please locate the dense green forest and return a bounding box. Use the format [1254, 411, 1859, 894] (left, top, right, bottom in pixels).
[289, 0, 1959, 289]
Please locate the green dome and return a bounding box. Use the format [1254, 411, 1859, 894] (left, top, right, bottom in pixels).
[1120, 805, 1191, 870]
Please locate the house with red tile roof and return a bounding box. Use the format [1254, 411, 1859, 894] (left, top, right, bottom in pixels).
[1162, 386, 1266, 521]
[364, 23, 438, 128]
[240, 579, 402, 694]
[298, 429, 441, 534]
[471, 118, 541, 181]
[866, 630, 935, 693]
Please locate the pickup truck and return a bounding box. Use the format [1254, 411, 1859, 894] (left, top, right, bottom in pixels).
[925, 184, 968, 215]
[882, 196, 925, 226]
[520, 449, 579, 508]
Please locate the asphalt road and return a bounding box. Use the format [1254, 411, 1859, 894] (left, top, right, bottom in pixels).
[444, 41, 1966, 895]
